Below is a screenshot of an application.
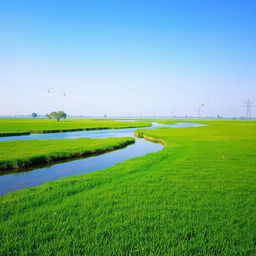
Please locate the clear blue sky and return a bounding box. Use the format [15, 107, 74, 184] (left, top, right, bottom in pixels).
[0, 0, 255, 117]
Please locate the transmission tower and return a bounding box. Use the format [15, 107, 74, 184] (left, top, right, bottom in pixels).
[245, 99, 253, 119]
[197, 103, 205, 118]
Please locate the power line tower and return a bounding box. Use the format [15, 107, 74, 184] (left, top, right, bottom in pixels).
[245, 99, 253, 119]
[197, 103, 205, 118]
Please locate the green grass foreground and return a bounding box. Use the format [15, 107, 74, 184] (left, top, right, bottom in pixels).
[0, 137, 135, 171]
[0, 119, 150, 136]
[0, 121, 255, 255]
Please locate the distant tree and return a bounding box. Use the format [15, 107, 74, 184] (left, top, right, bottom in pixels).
[104, 114, 107, 119]
[46, 114, 52, 119]
[62, 112, 67, 119]
[48, 111, 67, 121]
[32, 113, 38, 119]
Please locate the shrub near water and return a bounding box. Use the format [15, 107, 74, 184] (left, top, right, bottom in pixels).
[0, 121, 255, 255]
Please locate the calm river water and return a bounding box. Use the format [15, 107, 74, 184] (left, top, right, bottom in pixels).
[0, 122, 203, 195]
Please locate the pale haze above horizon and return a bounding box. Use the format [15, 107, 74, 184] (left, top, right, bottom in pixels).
[0, 0, 255, 117]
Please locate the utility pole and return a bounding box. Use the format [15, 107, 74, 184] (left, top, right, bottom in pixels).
[245, 99, 253, 119]
[198, 106, 201, 118]
[197, 103, 205, 118]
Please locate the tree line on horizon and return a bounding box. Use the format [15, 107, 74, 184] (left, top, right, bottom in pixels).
[32, 111, 67, 121]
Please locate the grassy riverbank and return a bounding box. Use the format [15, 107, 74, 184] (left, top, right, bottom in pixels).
[0, 121, 255, 255]
[0, 119, 150, 136]
[0, 137, 135, 171]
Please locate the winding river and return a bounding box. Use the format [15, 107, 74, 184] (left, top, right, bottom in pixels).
[0, 122, 203, 196]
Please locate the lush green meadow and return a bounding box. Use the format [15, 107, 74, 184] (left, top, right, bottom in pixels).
[0, 137, 134, 171]
[0, 121, 255, 255]
[0, 119, 150, 136]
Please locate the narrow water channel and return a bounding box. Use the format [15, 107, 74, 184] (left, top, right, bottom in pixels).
[0, 123, 203, 196]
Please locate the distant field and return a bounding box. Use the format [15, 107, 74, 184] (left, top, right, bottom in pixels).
[0, 137, 134, 170]
[0, 119, 151, 136]
[0, 120, 255, 255]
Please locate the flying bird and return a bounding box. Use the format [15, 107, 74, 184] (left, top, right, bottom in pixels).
[44, 87, 54, 94]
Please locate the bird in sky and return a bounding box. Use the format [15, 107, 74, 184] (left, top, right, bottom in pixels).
[44, 87, 54, 94]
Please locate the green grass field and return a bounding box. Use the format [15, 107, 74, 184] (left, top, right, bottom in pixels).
[0, 137, 135, 171]
[0, 121, 255, 255]
[0, 119, 150, 136]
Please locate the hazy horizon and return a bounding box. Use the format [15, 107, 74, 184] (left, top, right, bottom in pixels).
[0, 1, 255, 117]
